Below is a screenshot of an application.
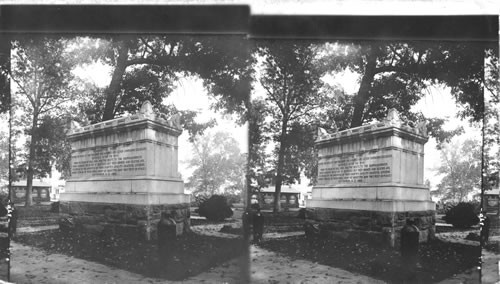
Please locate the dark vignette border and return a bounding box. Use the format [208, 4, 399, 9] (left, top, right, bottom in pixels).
[0, 5, 250, 34]
[250, 15, 499, 42]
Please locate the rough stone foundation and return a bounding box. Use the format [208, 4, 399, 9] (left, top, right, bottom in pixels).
[60, 201, 190, 241]
[306, 208, 435, 247]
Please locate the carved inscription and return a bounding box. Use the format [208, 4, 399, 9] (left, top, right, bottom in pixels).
[72, 147, 146, 176]
[318, 154, 391, 184]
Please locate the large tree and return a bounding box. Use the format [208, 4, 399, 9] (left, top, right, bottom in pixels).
[436, 137, 482, 202]
[69, 35, 252, 123]
[187, 130, 246, 198]
[10, 37, 77, 206]
[317, 41, 489, 128]
[255, 41, 325, 212]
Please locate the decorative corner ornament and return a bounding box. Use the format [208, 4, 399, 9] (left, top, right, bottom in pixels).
[139, 100, 154, 118]
[170, 113, 181, 130]
[70, 120, 81, 130]
[416, 120, 428, 137]
[317, 127, 329, 139]
[384, 108, 402, 126]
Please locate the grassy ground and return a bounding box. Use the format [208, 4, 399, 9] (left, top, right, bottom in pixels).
[247, 211, 480, 283]
[14, 206, 480, 283]
[14, 229, 245, 281]
[13, 206, 246, 281]
[259, 235, 479, 283]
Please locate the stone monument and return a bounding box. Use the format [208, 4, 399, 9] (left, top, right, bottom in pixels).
[60, 101, 189, 240]
[307, 109, 435, 246]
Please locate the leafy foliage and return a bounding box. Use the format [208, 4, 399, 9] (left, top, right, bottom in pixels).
[186, 131, 245, 197]
[426, 118, 465, 150]
[33, 116, 72, 179]
[282, 122, 317, 185]
[197, 195, 233, 222]
[317, 41, 491, 127]
[253, 41, 325, 212]
[436, 137, 481, 202]
[10, 36, 78, 205]
[72, 35, 252, 122]
[443, 202, 480, 229]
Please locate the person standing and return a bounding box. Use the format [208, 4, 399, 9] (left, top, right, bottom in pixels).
[252, 205, 264, 243]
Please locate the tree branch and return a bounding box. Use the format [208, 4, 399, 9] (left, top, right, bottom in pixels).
[9, 72, 34, 105]
[38, 97, 73, 115]
[260, 78, 285, 114]
[139, 37, 163, 59]
[389, 45, 404, 61]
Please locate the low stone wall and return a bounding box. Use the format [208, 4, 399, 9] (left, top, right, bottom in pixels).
[306, 208, 435, 247]
[60, 201, 190, 240]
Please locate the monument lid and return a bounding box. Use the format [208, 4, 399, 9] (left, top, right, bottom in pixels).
[316, 109, 428, 144]
[316, 123, 428, 146]
[68, 101, 183, 137]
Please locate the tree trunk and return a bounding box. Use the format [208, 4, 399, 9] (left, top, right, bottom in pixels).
[350, 52, 378, 128]
[273, 118, 288, 213]
[25, 113, 38, 206]
[102, 41, 130, 121]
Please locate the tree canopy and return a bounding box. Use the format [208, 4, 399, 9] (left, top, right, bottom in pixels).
[69, 35, 252, 123]
[186, 130, 246, 198]
[435, 137, 482, 202]
[252, 41, 325, 212]
[10, 37, 78, 205]
[317, 41, 489, 128]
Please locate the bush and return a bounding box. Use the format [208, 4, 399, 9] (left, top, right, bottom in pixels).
[198, 195, 233, 222]
[50, 201, 60, 213]
[443, 202, 480, 229]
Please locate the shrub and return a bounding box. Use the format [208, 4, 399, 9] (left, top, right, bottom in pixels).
[443, 202, 480, 229]
[198, 195, 233, 222]
[50, 201, 60, 213]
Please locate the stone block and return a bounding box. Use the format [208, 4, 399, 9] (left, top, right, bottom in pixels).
[309, 119, 435, 246]
[60, 105, 190, 240]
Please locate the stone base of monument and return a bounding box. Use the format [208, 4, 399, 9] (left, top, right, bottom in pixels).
[305, 206, 435, 247]
[59, 101, 190, 241]
[59, 200, 190, 240]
